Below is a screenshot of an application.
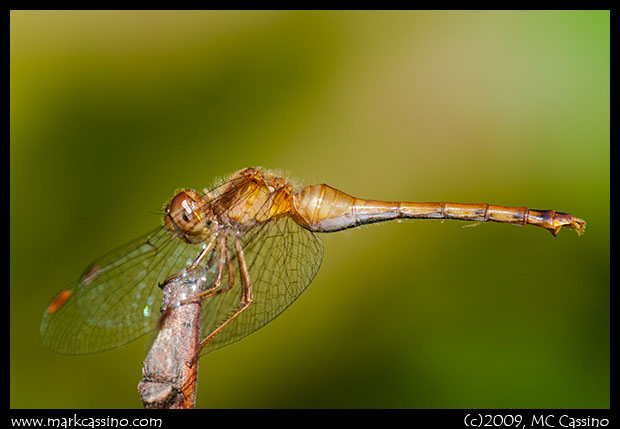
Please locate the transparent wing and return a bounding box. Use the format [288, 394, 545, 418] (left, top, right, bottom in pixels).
[41, 226, 208, 354]
[199, 215, 324, 355]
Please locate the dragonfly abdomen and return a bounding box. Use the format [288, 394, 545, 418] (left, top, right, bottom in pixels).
[398, 203, 585, 236]
[293, 184, 411, 232]
[293, 184, 585, 236]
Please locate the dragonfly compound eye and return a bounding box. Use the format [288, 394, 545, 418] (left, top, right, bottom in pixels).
[167, 191, 205, 235]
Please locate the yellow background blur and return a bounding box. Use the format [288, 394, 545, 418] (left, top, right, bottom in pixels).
[11, 11, 609, 408]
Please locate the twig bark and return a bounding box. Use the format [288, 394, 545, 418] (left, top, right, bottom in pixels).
[137, 273, 203, 409]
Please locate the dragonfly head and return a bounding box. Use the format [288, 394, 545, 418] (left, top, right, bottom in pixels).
[164, 189, 215, 244]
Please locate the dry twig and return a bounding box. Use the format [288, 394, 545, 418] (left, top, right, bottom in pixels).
[138, 273, 203, 409]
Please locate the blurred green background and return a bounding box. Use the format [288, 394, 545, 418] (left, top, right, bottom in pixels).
[11, 11, 608, 409]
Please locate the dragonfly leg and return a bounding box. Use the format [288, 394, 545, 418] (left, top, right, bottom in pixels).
[190, 236, 253, 363]
[189, 236, 217, 270]
[160, 234, 218, 287]
[158, 237, 230, 329]
[180, 237, 234, 304]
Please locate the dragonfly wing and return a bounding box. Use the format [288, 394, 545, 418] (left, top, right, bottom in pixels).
[199, 216, 324, 355]
[41, 226, 209, 354]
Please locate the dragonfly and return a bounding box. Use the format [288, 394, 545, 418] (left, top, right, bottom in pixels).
[41, 167, 586, 358]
